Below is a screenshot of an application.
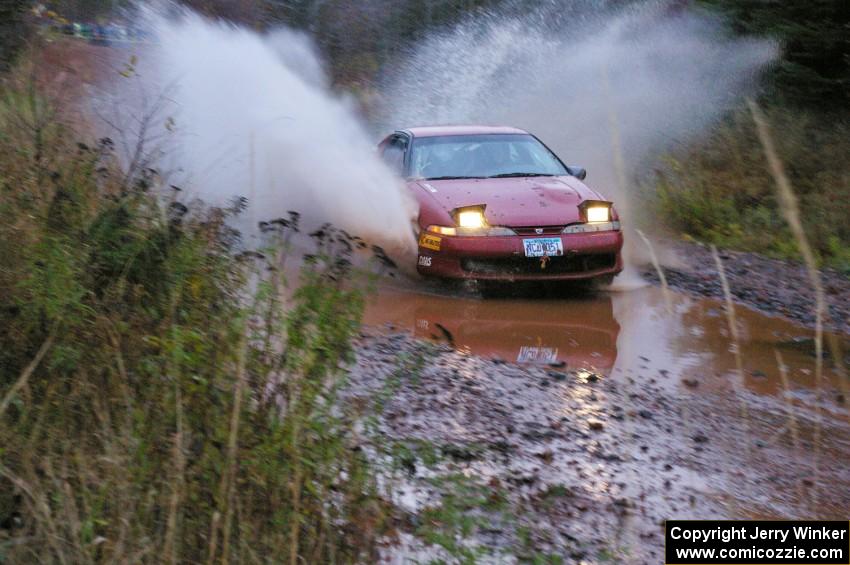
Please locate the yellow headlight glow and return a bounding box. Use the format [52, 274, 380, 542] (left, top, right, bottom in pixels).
[586, 205, 610, 223]
[457, 210, 486, 229]
[427, 225, 457, 236]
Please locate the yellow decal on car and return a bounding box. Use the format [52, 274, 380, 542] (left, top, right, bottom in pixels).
[419, 233, 441, 251]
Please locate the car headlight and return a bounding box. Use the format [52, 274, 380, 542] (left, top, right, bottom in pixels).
[457, 209, 486, 229]
[586, 205, 611, 223]
[579, 200, 613, 223]
[428, 206, 516, 237]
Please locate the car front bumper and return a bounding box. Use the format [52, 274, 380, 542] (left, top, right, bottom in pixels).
[416, 229, 624, 281]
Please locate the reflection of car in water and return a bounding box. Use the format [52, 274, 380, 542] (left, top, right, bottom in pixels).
[364, 290, 620, 372]
[378, 126, 624, 285]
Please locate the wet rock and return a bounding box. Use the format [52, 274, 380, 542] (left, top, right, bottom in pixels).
[491, 440, 511, 454]
[547, 371, 568, 381]
[522, 427, 559, 441]
[441, 444, 482, 461]
[508, 473, 537, 486]
[596, 451, 623, 462]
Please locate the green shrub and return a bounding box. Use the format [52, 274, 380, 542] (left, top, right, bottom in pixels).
[0, 67, 388, 563]
[644, 106, 850, 272]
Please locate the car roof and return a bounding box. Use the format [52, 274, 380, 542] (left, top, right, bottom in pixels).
[403, 125, 529, 138]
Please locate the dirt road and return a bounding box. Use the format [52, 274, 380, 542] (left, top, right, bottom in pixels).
[351, 283, 849, 562]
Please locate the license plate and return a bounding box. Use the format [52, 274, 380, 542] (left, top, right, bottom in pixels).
[517, 346, 559, 364]
[523, 237, 563, 257]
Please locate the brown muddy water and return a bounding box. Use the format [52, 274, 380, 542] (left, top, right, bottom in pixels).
[363, 283, 850, 521]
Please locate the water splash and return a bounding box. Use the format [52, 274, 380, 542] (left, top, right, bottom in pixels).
[122, 9, 419, 258]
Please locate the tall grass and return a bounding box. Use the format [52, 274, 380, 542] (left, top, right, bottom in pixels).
[0, 64, 389, 562]
[747, 99, 827, 511]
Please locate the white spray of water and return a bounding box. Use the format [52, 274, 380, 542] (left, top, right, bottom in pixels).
[378, 0, 776, 288]
[133, 10, 418, 257]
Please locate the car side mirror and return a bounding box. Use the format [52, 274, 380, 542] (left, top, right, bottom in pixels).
[568, 166, 587, 181]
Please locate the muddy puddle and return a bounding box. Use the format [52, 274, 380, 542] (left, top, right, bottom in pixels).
[364, 283, 847, 399]
[363, 282, 850, 521]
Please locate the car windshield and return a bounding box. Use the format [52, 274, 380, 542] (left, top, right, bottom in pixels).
[408, 134, 568, 180]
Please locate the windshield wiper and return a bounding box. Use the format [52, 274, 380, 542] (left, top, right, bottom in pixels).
[424, 175, 482, 180]
[487, 172, 554, 178]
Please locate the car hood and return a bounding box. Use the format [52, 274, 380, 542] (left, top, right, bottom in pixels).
[413, 176, 605, 227]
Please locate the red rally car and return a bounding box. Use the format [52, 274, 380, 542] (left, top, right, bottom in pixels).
[379, 126, 624, 284]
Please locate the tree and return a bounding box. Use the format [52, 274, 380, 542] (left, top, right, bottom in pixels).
[699, 0, 850, 109]
[0, 0, 28, 69]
